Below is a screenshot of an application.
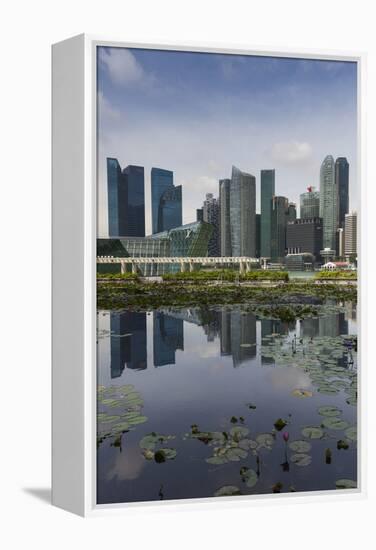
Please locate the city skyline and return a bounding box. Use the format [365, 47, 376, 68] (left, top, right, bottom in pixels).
[97, 46, 357, 237]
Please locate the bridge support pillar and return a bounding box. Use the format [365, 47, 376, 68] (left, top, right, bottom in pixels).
[180, 262, 187, 273]
[246, 262, 251, 273]
[120, 262, 126, 275]
[239, 262, 246, 275]
[189, 262, 195, 272]
[132, 263, 138, 275]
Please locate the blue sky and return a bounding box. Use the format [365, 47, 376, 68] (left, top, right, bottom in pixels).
[97, 46, 357, 236]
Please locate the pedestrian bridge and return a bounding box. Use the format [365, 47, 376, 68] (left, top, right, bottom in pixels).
[97, 256, 260, 274]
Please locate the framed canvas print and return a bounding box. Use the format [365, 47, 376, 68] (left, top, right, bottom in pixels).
[52, 35, 364, 516]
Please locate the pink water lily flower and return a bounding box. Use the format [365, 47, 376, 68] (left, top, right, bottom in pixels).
[282, 432, 289, 443]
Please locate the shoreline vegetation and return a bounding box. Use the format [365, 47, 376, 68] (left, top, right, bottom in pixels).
[97, 270, 357, 320]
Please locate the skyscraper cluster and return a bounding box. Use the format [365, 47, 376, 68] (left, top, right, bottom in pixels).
[107, 159, 182, 238]
[106, 153, 356, 264]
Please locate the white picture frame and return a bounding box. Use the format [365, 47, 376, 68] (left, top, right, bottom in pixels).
[52, 34, 366, 517]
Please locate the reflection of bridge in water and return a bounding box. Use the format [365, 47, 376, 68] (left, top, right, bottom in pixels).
[97, 256, 259, 274]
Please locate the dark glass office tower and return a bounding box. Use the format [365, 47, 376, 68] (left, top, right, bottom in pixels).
[260, 169, 275, 258]
[107, 158, 123, 237]
[151, 167, 182, 233]
[107, 158, 145, 237]
[219, 178, 231, 256]
[123, 165, 145, 237]
[158, 185, 182, 233]
[286, 217, 323, 261]
[335, 157, 349, 229]
[270, 196, 288, 260]
[255, 213, 261, 258]
[286, 202, 297, 222]
[229, 166, 256, 257]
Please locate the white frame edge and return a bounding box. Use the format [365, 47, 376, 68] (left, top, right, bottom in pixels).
[51, 34, 366, 517]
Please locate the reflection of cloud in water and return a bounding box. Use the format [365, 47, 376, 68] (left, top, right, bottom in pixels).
[107, 444, 145, 481]
[268, 367, 311, 391]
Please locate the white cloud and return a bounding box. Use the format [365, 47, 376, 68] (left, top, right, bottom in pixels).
[270, 140, 313, 164]
[97, 91, 120, 121]
[99, 48, 146, 86]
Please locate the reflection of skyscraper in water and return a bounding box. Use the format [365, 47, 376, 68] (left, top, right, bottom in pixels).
[201, 309, 221, 342]
[260, 319, 288, 365]
[110, 311, 147, 377]
[300, 317, 320, 339]
[319, 313, 348, 338]
[110, 313, 127, 378]
[345, 302, 357, 322]
[230, 311, 257, 367]
[153, 312, 184, 367]
[220, 310, 232, 356]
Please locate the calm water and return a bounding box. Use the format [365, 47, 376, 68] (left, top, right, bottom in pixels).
[97, 303, 357, 504]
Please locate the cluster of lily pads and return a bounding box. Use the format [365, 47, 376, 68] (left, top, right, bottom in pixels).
[261, 333, 357, 406]
[97, 384, 148, 447]
[139, 432, 177, 463]
[183, 423, 275, 467]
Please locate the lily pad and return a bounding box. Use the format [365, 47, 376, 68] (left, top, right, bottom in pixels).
[291, 389, 313, 398]
[322, 417, 349, 431]
[289, 440, 312, 453]
[238, 438, 257, 451]
[100, 415, 121, 424]
[318, 406, 342, 417]
[344, 426, 357, 442]
[206, 456, 228, 465]
[214, 485, 242, 497]
[256, 433, 274, 449]
[317, 386, 339, 396]
[139, 433, 159, 450]
[226, 447, 248, 461]
[230, 426, 250, 441]
[335, 479, 357, 489]
[240, 467, 258, 488]
[127, 415, 148, 426]
[111, 422, 130, 433]
[291, 453, 312, 467]
[301, 426, 324, 439]
[142, 449, 155, 460]
[159, 448, 177, 460]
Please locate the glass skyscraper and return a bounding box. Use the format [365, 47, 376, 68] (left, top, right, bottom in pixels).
[260, 169, 275, 258]
[151, 168, 182, 234]
[229, 166, 256, 257]
[335, 157, 349, 229]
[219, 178, 231, 256]
[107, 158, 123, 237]
[201, 193, 220, 257]
[319, 155, 337, 251]
[122, 165, 145, 237]
[107, 158, 145, 237]
[300, 186, 320, 219]
[286, 202, 297, 222]
[270, 196, 288, 260]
